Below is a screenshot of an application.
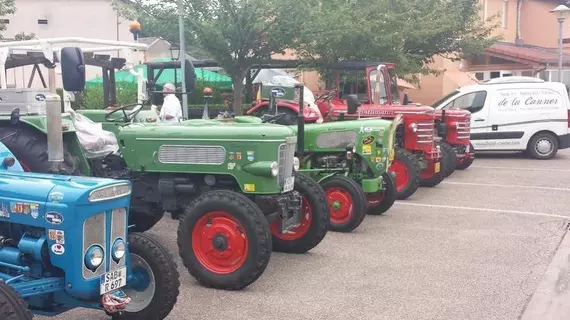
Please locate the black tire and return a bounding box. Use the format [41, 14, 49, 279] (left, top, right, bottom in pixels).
[0, 124, 79, 174]
[419, 152, 445, 187]
[320, 175, 367, 232]
[366, 172, 397, 215]
[439, 142, 457, 177]
[178, 190, 271, 290]
[271, 173, 329, 253]
[456, 143, 475, 170]
[527, 132, 559, 160]
[389, 148, 421, 200]
[112, 233, 179, 320]
[0, 281, 32, 320]
[256, 106, 298, 125]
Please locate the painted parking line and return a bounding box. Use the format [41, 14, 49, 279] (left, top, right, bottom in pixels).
[471, 165, 570, 173]
[394, 201, 570, 220]
[441, 181, 570, 192]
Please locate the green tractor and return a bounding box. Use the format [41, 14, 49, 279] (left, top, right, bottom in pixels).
[0, 38, 329, 291]
[82, 58, 400, 233]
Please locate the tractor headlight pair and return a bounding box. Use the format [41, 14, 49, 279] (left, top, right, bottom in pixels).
[84, 239, 126, 271]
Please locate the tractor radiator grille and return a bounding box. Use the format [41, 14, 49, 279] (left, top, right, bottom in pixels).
[277, 138, 296, 186]
[416, 121, 434, 144]
[109, 208, 127, 270]
[315, 131, 358, 149]
[456, 120, 470, 140]
[158, 145, 226, 165]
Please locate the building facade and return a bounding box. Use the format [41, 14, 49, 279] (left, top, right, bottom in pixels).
[1, 0, 134, 88]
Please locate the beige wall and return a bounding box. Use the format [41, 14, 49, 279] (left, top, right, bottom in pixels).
[2, 0, 133, 89]
[520, 0, 570, 48]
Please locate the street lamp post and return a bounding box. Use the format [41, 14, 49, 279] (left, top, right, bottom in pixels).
[551, 5, 570, 82]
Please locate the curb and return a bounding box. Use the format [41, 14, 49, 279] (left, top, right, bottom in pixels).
[520, 228, 570, 320]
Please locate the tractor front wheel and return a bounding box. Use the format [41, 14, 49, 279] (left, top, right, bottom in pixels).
[320, 175, 367, 232]
[113, 233, 180, 320]
[0, 281, 32, 320]
[456, 143, 475, 170]
[388, 148, 421, 200]
[439, 142, 457, 177]
[270, 174, 329, 253]
[366, 173, 397, 215]
[178, 190, 271, 290]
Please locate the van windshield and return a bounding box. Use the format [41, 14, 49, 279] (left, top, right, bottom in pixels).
[431, 90, 460, 109]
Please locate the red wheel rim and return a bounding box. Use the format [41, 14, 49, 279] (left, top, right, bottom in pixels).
[388, 160, 409, 192]
[191, 211, 248, 275]
[367, 191, 385, 208]
[325, 187, 353, 225]
[271, 196, 312, 241]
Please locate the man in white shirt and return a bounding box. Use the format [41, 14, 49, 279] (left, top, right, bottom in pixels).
[156, 82, 183, 123]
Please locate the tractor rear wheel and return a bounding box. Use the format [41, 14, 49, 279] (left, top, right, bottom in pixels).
[0, 125, 79, 174]
[270, 174, 329, 253]
[0, 281, 33, 320]
[439, 142, 456, 177]
[320, 175, 367, 232]
[112, 233, 180, 320]
[178, 190, 271, 290]
[366, 173, 397, 215]
[388, 148, 420, 200]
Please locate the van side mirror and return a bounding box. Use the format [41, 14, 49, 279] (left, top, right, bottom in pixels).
[346, 94, 361, 114]
[403, 93, 410, 105]
[60, 47, 85, 92]
[183, 59, 196, 95]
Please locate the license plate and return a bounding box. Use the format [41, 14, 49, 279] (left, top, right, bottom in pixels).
[283, 176, 295, 192]
[100, 267, 127, 295]
[465, 145, 470, 153]
[435, 162, 441, 173]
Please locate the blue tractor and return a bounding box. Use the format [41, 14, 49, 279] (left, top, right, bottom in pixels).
[0, 46, 180, 319]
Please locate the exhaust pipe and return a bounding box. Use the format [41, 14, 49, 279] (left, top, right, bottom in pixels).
[45, 93, 64, 171]
[295, 84, 305, 154]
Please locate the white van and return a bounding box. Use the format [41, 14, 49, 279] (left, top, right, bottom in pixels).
[432, 76, 570, 159]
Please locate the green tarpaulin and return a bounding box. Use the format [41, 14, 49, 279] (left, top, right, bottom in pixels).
[86, 58, 233, 90]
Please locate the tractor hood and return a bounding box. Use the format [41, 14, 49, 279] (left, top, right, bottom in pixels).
[327, 99, 434, 118]
[434, 109, 470, 119]
[119, 120, 297, 141]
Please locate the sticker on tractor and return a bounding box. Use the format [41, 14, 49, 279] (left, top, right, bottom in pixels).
[30, 203, 39, 219]
[247, 151, 255, 161]
[362, 145, 372, 155]
[22, 203, 30, 215]
[0, 203, 9, 219]
[359, 126, 386, 135]
[376, 157, 382, 163]
[49, 229, 65, 244]
[45, 212, 64, 225]
[227, 162, 236, 170]
[271, 87, 286, 97]
[236, 152, 243, 160]
[244, 184, 256, 192]
[35, 94, 46, 101]
[228, 152, 235, 160]
[389, 149, 395, 161]
[362, 136, 375, 145]
[376, 163, 384, 170]
[51, 243, 65, 255]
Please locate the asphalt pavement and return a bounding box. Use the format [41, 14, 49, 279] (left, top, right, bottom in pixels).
[43, 149, 570, 320]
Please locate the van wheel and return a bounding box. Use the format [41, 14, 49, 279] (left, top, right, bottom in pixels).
[527, 132, 559, 160]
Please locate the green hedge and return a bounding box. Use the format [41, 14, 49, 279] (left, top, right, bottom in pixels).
[58, 80, 239, 110]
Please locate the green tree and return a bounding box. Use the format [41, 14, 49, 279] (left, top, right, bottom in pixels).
[293, 0, 501, 81]
[0, 0, 15, 38]
[14, 32, 36, 40]
[114, 0, 314, 115]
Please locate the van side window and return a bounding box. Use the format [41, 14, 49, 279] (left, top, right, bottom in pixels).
[442, 91, 487, 113]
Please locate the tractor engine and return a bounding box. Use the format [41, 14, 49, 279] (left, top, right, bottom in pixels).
[314, 154, 346, 169]
[0, 223, 52, 279]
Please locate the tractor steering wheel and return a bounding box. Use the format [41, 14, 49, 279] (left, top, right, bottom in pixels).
[261, 113, 288, 123]
[105, 103, 144, 122]
[314, 90, 336, 103]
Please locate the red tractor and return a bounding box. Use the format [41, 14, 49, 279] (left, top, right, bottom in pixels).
[247, 61, 445, 200]
[433, 109, 475, 176]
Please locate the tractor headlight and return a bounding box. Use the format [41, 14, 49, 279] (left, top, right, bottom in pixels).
[408, 123, 418, 132]
[85, 245, 104, 271]
[112, 238, 126, 262]
[89, 183, 131, 202]
[270, 161, 279, 177]
[293, 157, 300, 171]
